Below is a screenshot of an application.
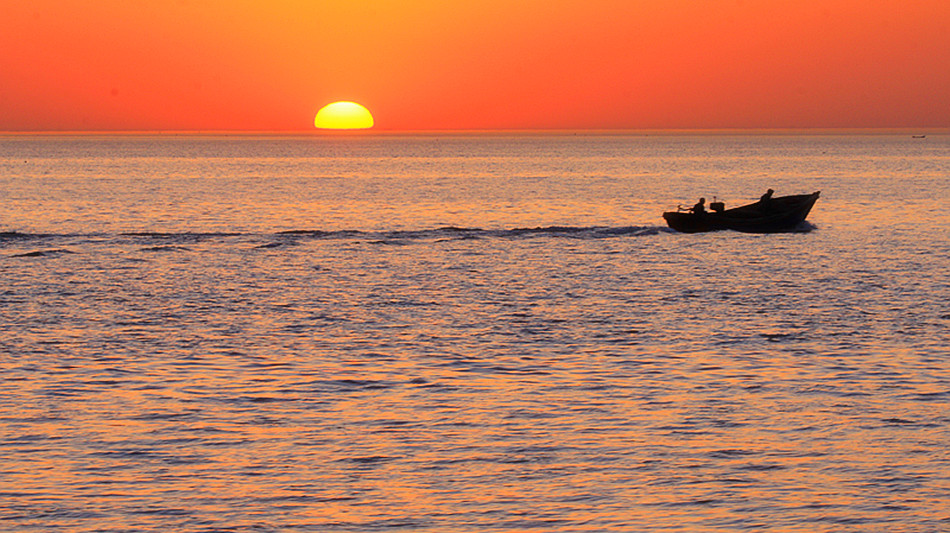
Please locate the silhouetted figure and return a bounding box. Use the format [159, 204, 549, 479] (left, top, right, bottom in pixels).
[691, 197, 706, 215]
[758, 188, 775, 213]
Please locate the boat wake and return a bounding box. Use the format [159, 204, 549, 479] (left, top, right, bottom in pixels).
[2, 225, 673, 255]
[278, 225, 671, 241]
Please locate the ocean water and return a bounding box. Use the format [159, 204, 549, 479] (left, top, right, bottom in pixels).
[1, 133, 949, 532]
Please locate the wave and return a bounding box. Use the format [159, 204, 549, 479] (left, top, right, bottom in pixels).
[10, 248, 77, 258]
[1, 231, 55, 242]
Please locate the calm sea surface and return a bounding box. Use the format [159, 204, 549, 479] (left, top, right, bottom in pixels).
[1, 134, 949, 531]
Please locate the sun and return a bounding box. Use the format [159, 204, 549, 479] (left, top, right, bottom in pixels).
[314, 101, 374, 129]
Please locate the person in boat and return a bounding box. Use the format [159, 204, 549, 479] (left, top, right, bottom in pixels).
[759, 188, 775, 212]
[691, 197, 706, 215]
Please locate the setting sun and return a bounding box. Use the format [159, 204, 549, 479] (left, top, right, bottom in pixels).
[314, 101, 374, 130]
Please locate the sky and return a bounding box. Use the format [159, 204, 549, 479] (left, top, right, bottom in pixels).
[2, 0, 949, 131]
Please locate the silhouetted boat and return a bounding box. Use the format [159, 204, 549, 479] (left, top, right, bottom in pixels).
[663, 191, 820, 233]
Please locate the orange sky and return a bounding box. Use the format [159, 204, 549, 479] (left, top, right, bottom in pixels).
[2, 0, 948, 131]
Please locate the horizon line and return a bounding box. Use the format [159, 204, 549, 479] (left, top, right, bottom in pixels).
[1, 127, 947, 136]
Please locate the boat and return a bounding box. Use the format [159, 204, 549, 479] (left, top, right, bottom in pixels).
[663, 191, 820, 233]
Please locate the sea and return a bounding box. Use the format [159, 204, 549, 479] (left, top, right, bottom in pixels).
[1, 133, 948, 532]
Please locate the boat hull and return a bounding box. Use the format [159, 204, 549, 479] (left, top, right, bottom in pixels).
[663, 192, 820, 234]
